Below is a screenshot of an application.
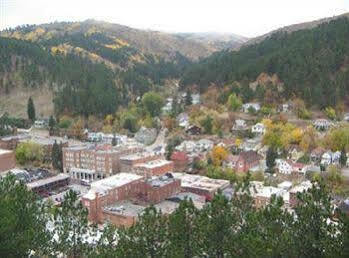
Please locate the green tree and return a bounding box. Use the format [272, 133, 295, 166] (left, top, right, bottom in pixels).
[49, 115, 56, 129]
[227, 93, 242, 111]
[0, 175, 51, 257]
[52, 140, 63, 171]
[142, 92, 164, 117]
[185, 89, 193, 106]
[27, 96, 36, 122]
[200, 115, 213, 134]
[266, 147, 277, 173]
[53, 190, 91, 258]
[340, 148, 348, 168]
[15, 142, 43, 165]
[111, 134, 117, 146]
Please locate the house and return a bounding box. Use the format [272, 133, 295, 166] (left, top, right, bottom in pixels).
[287, 145, 304, 163]
[276, 159, 293, 174]
[232, 119, 247, 131]
[313, 119, 332, 131]
[34, 120, 47, 129]
[289, 181, 312, 208]
[321, 151, 333, 166]
[281, 103, 291, 113]
[192, 94, 200, 105]
[343, 113, 349, 122]
[311, 147, 325, 163]
[251, 123, 266, 135]
[196, 139, 214, 152]
[234, 151, 262, 173]
[241, 138, 262, 152]
[170, 151, 189, 172]
[291, 162, 308, 174]
[242, 103, 261, 113]
[186, 125, 202, 135]
[224, 154, 239, 169]
[177, 113, 189, 128]
[175, 141, 196, 153]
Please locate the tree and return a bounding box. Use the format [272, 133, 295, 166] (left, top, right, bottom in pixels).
[211, 146, 228, 166]
[0, 175, 51, 257]
[71, 119, 85, 139]
[142, 92, 164, 117]
[52, 141, 63, 171]
[27, 97, 36, 122]
[15, 142, 43, 165]
[324, 107, 336, 120]
[111, 134, 117, 146]
[53, 190, 91, 258]
[200, 115, 213, 134]
[185, 89, 193, 106]
[227, 93, 242, 111]
[340, 148, 347, 167]
[48, 115, 56, 129]
[266, 147, 277, 173]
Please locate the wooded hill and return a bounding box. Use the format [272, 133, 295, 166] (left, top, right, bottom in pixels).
[180, 17, 349, 108]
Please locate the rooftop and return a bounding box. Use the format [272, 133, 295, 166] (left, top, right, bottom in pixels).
[120, 151, 156, 161]
[172, 173, 230, 192]
[135, 159, 173, 169]
[289, 181, 312, 193]
[255, 186, 285, 198]
[146, 174, 177, 188]
[104, 201, 146, 217]
[26, 173, 70, 189]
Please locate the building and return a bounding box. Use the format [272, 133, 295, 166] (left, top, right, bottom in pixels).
[0, 149, 16, 172]
[170, 151, 189, 172]
[251, 123, 266, 135]
[313, 119, 332, 131]
[232, 119, 247, 131]
[177, 113, 189, 128]
[82, 173, 181, 226]
[172, 173, 230, 200]
[0, 134, 31, 150]
[276, 159, 293, 174]
[134, 159, 174, 177]
[287, 145, 304, 163]
[234, 151, 262, 173]
[185, 125, 202, 135]
[63, 144, 143, 182]
[119, 152, 161, 172]
[242, 103, 261, 113]
[289, 181, 312, 208]
[26, 173, 70, 195]
[311, 147, 325, 163]
[253, 186, 285, 208]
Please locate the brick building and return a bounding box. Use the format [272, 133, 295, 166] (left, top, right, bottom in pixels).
[0, 134, 31, 150]
[119, 152, 162, 172]
[63, 144, 143, 182]
[0, 149, 16, 172]
[81, 173, 181, 226]
[134, 159, 174, 177]
[170, 151, 189, 172]
[234, 151, 262, 173]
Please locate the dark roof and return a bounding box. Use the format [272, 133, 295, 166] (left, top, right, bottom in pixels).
[239, 151, 261, 164]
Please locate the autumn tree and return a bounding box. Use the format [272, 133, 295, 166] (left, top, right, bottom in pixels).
[227, 93, 242, 111]
[211, 146, 228, 166]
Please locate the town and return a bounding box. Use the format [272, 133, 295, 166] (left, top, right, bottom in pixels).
[1, 89, 349, 229]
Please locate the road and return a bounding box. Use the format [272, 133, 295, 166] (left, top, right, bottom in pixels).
[146, 128, 167, 152]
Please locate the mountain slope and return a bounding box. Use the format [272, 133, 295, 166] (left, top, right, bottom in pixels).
[180, 17, 349, 108]
[245, 12, 349, 46]
[175, 32, 248, 51]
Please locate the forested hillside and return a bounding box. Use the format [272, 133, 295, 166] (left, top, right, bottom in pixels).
[181, 17, 349, 108]
[0, 20, 201, 117]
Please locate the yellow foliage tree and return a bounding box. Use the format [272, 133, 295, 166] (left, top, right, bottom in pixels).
[211, 146, 228, 166]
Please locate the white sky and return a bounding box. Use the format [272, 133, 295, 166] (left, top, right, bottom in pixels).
[1, 0, 348, 37]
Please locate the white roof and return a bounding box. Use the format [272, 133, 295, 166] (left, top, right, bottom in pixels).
[0, 149, 12, 155]
[172, 173, 230, 192]
[255, 186, 284, 198]
[289, 181, 312, 193]
[26, 173, 70, 189]
[277, 181, 293, 190]
[135, 159, 172, 169]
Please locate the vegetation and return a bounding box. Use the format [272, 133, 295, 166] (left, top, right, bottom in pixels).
[0, 174, 347, 257]
[15, 142, 44, 165]
[181, 18, 349, 107]
[141, 91, 164, 117]
[27, 97, 36, 122]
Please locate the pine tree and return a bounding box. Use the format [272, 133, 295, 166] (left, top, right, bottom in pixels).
[111, 134, 117, 146]
[48, 115, 56, 129]
[185, 89, 192, 106]
[52, 141, 63, 171]
[266, 147, 277, 173]
[27, 97, 36, 122]
[340, 148, 347, 167]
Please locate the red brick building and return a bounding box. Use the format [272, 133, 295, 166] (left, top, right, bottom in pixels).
[81, 173, 180, 226]
[119, 152, 162, 172]
[170, 151, 189, 172]
[134, 159, 174, 177]
[235, 151, 262, 173]
[0, 149, 16, 172]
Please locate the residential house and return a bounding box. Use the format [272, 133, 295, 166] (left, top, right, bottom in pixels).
[321, 150, 341, 166]
[185, 125, 202, 135]
[276, 159, 293, 174]
[311, 147, 325, 163]
[291, 162, 308, 174]
[241, 138, 262, 152]
[175, 141, 196, 153]
[224, 154, 239, 169]
[287, 145, 304, 162]
[234, 151, 262, 173]
[242, 103, 261, 113]
[232, 119, 248, 131]
[177, 113, 189, 128]
[251, 123, 266, 135]
[196, 139, 214, 152]
[313, 119, 332, 131]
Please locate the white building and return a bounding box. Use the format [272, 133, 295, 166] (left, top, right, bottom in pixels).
[242, 103, 261, 113]
[276, 159, 293, 174]
[251, 123, 266, 135]
[192, 94, 200, 105]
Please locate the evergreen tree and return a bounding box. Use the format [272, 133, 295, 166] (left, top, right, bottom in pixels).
[27, 97, 36, 122]
[200, 115, 213, 134]
[185, 89, 193, 106]
[266, 147, 277, 173]
[111, 134, 117, 146]
[340, 148, 347, 167]
[48, 115, 56, 129]
[53, 190, 91, 258]
[52, 141, 63, 171]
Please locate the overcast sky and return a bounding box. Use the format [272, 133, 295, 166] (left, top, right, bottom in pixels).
[1, 0, 348, 37]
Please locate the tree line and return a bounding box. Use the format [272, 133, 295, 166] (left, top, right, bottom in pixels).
[0, 174, 348, 257]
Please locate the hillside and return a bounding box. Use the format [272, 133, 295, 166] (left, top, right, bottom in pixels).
[245, 12, 349, 46]
[180, 17, 349, 108]
[0, 20, 224, 118]
[175, 32, 248, 51]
